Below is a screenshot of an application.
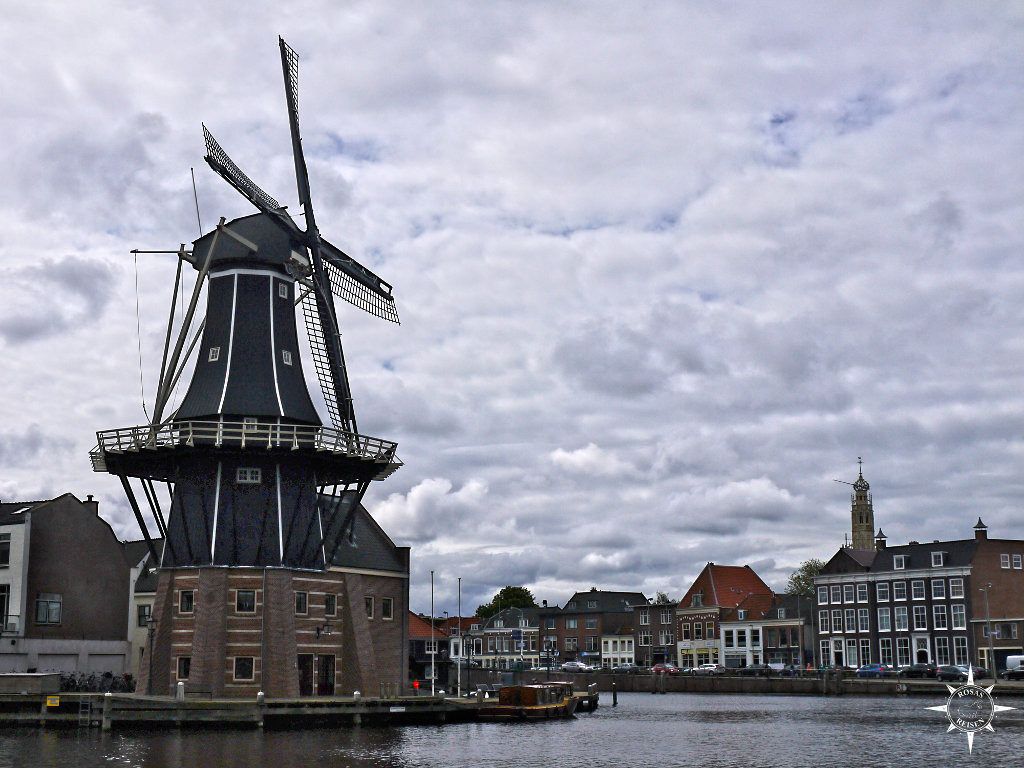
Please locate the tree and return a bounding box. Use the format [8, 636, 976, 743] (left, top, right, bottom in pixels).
[653, 591, 674, 604]
[475, 586, 538, 620]
[786, 559, 825, 597]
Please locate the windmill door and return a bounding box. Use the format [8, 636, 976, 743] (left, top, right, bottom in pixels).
[297, 654, 314, 696]
[317, 654, 336, 696]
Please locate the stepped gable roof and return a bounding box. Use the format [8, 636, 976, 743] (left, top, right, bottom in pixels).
[322, 492, 408, 574]
[409, 612, 448, 640]
[0, 499, 45, 525]
[561, 589, 649, 613]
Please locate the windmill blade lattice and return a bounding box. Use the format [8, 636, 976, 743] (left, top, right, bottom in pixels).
[321, 241, 400, 324]
[301, 290, 344, 429]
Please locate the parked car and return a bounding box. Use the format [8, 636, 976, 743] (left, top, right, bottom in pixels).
[611, 663, 641, 674]
[737, 664, 774, 677]
[898, 663, 937, 678]
[560, 661, 593, 673]
[856, 663, 894, 679]
[693, 663, 727, 675]
[651, 663, 682, 675]
[774, 665, 803, 677]
[958, 664, 990, 679]
[1000, 667, 1024, 681]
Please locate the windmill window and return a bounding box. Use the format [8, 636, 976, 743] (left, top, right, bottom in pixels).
[282, 350, 293, 366]
[325, 594, 337, 617]
[233, 657, 255, 681]
[278, 282, 289, 299]
[236, 467, 262, 484]
[208, 346, 220, 362]
[35, 593, 62, 625]
[382, 597, 394, 620]
[243, 417, 258, 432]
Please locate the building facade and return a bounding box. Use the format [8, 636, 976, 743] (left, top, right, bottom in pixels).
[540, 589, 646, 668]
[718, 593, 813, 668]
[634, 601, 677, 667]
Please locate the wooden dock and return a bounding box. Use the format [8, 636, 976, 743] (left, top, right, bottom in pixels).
[0, 689, 598, 730]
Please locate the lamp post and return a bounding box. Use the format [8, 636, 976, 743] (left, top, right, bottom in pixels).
[980, 582, 996, 678]
[430, 570, 435, 696]
[457, 577, 462, 697]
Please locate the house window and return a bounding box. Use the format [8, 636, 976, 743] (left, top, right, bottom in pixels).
[545, 618, 555, 629]
[519, 618, 529, 628]
[832, 610, 843, 633]
[585, 617, 597, 629]
[236, 467, 262, 484]
[325, 594, 337, 617]
[566, 618, 578, 630]
[660, 610, 673, 624]
[951, 604, 966, 630]
[179, 590, 194, 614]
[935, 637, 950, 666]
[777, 608, 786, 619]
[817, 586, 828, 604]
[177, 656, 191, 680]
[856, 584, 868, 603]
[382, 597, 394, 620]
[845, 609, 856, 633]
[233, 657, 255, 681]
[1014, 554, 1023, 570]
[843, 585, 855, 603]
[929, 579, 944, 599]
[876, 583, 890, 601]
[282, 350, 293, 366]
[0, 533, 10, 567]
[953, 637, 969, 665]
[638, 632, 651, 647]
[295, 591, 308, 615]
[896, 638, 911, 667]
[693, 623, 704, 640]
[894, 606, 908, 631]
[859, 639, 871, 665]
[818, 611, 830, 633]
[425, 640, 438, 654]
[933, 605, 947, 629]
[911, 581, 925, 600]
[208, 346, 220, 362]
[137, 604, 152, 627]
[724, 629, 734, 648]
[278, 282, 289, 299]
[364, 596, 374, 619]
[892, 582, 907, 600]
[949, 579, 964, 599]
[681, 622, 691, 639]
[706, 621, 714, 638]
[587, 636, 600, 651]
[931, 552, 944, 567]
[639, 610, 650, 626]
[494, 619, 504, 628]
[1000, 554, 1011, 569]
[587, 600, 598, 609]
[879, 638, 893, 665]
[913, 606, 927, 630]
[830, 585, 842, 604]
[691, 594, 702, 607]
[737, 609, 747, 620]
[894, 555, 907, 570]
[565, 637, 578, 651]
[236, 589, 256, 613]
[858, 609, 870, 632]
[877, 608, 891, 632]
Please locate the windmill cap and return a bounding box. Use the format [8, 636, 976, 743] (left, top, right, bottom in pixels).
[191, 213, 303, 274]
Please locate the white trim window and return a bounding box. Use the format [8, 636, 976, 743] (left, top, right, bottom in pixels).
[879, 638, 893, 666]
[843, 585, 855, 603]
[953, 637, 969, 665]
[931, 579, 946, 599]
[935, 636, 950, 665]
[845, 609, 856, 633]
[911, 580, 925, 600]
[1000, 554, 1011, 569]
[281, 349, 293, 366]
[877, 607, 891, 632]
[858, 608, 870, 632]
[233, 657, 255, 681]
[819, 611, 830, 633]
[894, 555, 907, 570]
[896, 637, 911, 667]
[639, 610, 650, 626]
[949, 578, 964, 599]
[208, 346, 221, 362]
[893, 582, 907, 601]
[894, 606, 908, 631]
[832, 610, 843, 633]
[278, 282, 289, 299]
[1014, 554, 1023, 570]
[830, 586, 842, 604]
[817, 586, 829, 605]
[933, 605, 947, 630]
[913, 605, 927, 631]
[876, 582, 890, 601]
[951, 604, 966, 630]
[931, 552, 944, 567]
[856, 584, 869, 603]
[382, 597, 394, 620]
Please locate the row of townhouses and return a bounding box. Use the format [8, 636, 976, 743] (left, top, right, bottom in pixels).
[421, 470, 1024, 676]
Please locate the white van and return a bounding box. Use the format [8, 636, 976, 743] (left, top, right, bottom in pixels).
[1001, 655, 1024, 680]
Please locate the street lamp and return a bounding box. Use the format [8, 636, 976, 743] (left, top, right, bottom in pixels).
[980, 582, 996, 677]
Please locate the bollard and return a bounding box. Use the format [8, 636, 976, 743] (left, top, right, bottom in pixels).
[102, 692, 112, 732]
[353, 690, 361, 700]
[612, 681, 617, 707]
[175, 681, 185, 702]
[256, 691, 265, 729]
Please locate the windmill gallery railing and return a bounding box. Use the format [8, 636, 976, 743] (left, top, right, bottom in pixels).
[90, 419, 399, 469]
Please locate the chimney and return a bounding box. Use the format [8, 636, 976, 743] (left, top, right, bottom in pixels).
[974, 517, 988, 540]
[83, 494, 99, 515]
[875, 529, 887, 550]
[542, 600, 547, 608]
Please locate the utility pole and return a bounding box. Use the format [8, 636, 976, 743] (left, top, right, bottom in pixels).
[430, 570, 435, 696]
[981, 582, 996, 677]
[457, 576, 462, 697]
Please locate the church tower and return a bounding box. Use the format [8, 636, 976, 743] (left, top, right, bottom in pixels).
[850, 458, 875, 550]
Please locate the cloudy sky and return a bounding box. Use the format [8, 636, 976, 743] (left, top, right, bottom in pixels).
[1, 2, 1022, 615]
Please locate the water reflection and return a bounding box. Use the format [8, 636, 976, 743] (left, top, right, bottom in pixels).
[0, 694, 1021, 768]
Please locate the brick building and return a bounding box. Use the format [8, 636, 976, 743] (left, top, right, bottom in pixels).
[814, 519, 1024, 671]
[408, 611, 448, 684]
[634, 601, 678, 667]
[540, 589, 646, 668]
[0, 494, 132, 673]
[718, 593, 813, 669]
[675, 563, 773, 668]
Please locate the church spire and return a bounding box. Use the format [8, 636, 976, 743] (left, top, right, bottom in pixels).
[850, 457, 874, 549]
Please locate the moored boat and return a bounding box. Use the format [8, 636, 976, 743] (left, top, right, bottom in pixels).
[478, 683, 579, 722]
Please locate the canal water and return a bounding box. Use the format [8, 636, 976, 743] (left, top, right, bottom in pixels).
[1, 693, 1022, 767]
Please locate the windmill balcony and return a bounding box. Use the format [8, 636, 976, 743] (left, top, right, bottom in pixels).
[90, 419, 401, 481]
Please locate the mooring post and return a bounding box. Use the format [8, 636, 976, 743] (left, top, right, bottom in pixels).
[256, 691, 265, 728]
[612, 681, 617, 707]
[101, 692, 112, 732]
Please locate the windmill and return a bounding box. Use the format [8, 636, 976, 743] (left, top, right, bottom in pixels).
[91, 37, 401, 571]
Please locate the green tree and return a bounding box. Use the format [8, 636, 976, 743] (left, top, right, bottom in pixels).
[653, 591, 674, 604]
[475, 586, 538, 620]
[786, 558, 825, 597]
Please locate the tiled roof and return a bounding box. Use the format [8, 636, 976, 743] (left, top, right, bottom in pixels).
[409, 612, 448, 639]
[820, 538, 978, 577]
[322, 492, 408, 574]
[561, 590, 649, 613]
[0, 500, 44, 525]
[682, 564, 772, 608]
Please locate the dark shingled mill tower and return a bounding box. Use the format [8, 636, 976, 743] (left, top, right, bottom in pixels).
[91, 38, 408, 697]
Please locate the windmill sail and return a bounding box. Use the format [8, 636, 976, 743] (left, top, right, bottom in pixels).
[320, 238, 400, 323]
[301, 290, 345, 430]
